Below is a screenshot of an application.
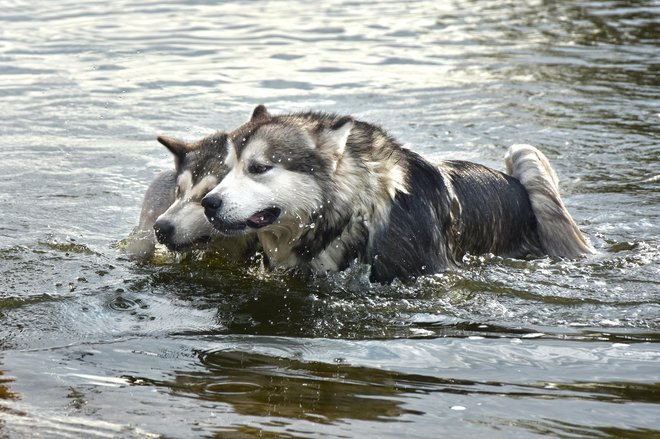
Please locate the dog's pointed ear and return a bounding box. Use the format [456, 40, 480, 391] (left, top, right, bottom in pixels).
[320, 116, 353, 172]
[326, 116, 353, 157]
[250, 104, 271, 123]
[157, 136, 189, 171]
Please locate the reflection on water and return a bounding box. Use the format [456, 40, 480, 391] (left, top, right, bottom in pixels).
[1, 0, 659, 437]
[2, 336, 659, 438]
[0, 371, 18, 402]
[146, 350, 423, 423]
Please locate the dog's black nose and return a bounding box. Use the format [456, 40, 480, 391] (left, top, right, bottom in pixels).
[153, 220, 174, 244]
[201, 195, 222, 211]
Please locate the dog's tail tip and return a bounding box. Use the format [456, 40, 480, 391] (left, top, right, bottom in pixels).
[506, 143, 537, 158]
[505, 144, 556, 179]
[505, 144, 595, 258]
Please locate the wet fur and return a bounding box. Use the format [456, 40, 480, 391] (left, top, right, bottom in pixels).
[127, 131, 256, 261]
[202, 106, 593, 283]
[505, 144, 593, 257]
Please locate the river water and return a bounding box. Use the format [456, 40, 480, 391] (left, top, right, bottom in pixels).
[1, 0, 659, 437]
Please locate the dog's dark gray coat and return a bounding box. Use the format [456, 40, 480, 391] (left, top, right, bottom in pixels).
[203, 107, 590, 283]
[370, 156, 543, 281]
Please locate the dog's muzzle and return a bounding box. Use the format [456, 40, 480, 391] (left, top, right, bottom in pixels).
[201, 194, 281, 233]
[201, 194, 244, 234]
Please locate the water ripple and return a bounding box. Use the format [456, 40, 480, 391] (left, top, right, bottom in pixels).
[1, 0, 658, 437]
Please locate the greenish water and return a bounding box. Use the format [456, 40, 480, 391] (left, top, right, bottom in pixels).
[1, 0, 658, 437]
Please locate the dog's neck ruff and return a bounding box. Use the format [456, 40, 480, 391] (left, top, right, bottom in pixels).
[256, 210, 316, 270]
[256, 146, 406, 275]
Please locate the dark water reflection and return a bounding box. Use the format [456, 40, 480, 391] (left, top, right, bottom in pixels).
[2, 335, 659, 438]
[1, 0, 659, 437]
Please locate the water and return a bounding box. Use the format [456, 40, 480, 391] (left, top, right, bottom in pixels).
[1, 0, 659, 437]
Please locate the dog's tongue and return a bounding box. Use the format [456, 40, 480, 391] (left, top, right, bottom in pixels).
[247, 207, 281, 228]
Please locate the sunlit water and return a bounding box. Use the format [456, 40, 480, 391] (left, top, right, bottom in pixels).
[1, 0, 659, 437]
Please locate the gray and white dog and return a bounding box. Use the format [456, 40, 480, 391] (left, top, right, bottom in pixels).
[200, 105, 593, 283]
[123, 131, 255, 261]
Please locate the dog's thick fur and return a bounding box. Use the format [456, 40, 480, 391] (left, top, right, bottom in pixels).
[124, 132, 256, 261]
[505, 144, 593, 257]
[201, 106, 593, 283]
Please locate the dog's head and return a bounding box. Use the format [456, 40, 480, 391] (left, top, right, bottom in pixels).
[201, 106, 354, 237]
[152, 132, 230, 251]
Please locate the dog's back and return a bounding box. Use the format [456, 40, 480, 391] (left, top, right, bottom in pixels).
[369, 153, 544, 283]
[367, 145, 593, 282]
[441, 160, 544, 258]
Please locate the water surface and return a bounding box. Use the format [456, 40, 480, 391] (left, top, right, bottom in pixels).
[1, 0, 659, 437]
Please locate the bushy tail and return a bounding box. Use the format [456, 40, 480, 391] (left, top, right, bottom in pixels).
[505, 144, 594, 257]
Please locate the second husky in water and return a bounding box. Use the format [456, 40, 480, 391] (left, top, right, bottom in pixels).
[124, 131, 256, 261]
[201, 105, 593, 282]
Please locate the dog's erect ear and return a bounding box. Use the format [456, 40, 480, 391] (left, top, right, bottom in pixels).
[250, 104, 272, 123]
[327, 116, 353, 156]
[157, 136, 189, 171]
[319, 116, 353, 172]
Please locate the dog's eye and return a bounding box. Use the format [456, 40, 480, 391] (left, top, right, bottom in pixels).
[248, 163, 273, 175]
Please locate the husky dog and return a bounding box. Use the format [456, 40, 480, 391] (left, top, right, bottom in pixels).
[124, 132, 256, 261]
[200, 105, 593, 282]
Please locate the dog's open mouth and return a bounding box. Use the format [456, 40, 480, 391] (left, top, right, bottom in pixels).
[246, 207, 281, 228]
